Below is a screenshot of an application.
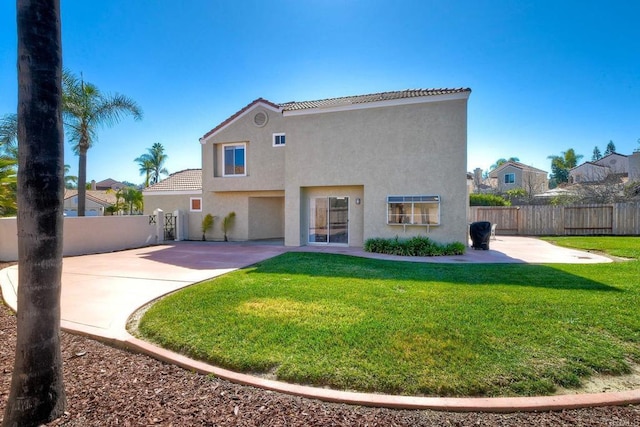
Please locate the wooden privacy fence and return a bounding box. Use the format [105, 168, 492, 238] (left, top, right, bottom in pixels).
[469, 202, 640, 236]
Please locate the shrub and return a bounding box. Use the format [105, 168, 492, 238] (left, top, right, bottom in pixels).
[222, 211, 236, 242]
[364, 236, 465, 256]
[470, 193, 511, 206]
[201, 213, 215, 241]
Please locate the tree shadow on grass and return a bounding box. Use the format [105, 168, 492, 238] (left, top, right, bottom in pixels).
[249, 252, 623, 292]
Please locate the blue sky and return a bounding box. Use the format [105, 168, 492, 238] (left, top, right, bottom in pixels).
[1, 1, 638, 185]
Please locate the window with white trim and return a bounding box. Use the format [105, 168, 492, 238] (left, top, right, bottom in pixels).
[273, 133, 285, 146]
[223, 143, 246, 176]
[504, 173, 515, 184]
[387, 195, 440, 225]
[190, 197, 202, 212]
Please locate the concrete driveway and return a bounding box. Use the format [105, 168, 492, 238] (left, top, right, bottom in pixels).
[0, 241, 287, 340]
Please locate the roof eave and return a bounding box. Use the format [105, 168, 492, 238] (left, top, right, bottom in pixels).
[282, 91, 470, 117]
[200, 98, 282, 144]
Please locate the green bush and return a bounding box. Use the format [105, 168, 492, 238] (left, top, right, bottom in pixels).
[364, 236, 465, 256]
[470, 193, 511, 206]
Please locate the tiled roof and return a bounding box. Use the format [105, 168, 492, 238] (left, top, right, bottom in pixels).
[280, 88, 471, 111]
[143, 169, 202, 193]
[201, 88, 471, 140]
[94, 178, 126, 188]
[64, 189, 118, 206]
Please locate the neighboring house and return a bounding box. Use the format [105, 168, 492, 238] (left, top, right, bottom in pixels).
[488, 161, 549, 194]
[142, 169, 202, 239]
[199, 88, 471, 246]
[92, 178, 127, 191]
[63, 189, 117, 216]
[569, 153, 630, 183]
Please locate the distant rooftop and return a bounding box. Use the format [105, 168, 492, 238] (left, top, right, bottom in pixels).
[143, 169, 202, 193]
[489, 161, 548, 177]
[63, 189, 118, 206]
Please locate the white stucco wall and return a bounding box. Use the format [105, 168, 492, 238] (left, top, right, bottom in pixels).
[0, 216, 158, 261]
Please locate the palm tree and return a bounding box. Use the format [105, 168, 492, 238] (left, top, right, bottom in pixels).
[547, 148, 583, 186]
[0, 157, 17, 216]
[489, 157, 519, 171]
[136, 157, 153, 187]
[0, 113, 18, 159]
[62, 69, 142, 216]
[64, 164, 78, 189]
[135, 142, 168, 186]
[0, 116, 19, 215]
[4, 0, 67, 425]
[122, 187, 143, 214]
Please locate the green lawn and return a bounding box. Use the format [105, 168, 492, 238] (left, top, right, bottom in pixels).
[138, 237, 640, 397]
[541, 236, 640, 260]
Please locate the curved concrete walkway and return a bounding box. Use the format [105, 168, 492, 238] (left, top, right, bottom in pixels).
[2, 237, 638, 412]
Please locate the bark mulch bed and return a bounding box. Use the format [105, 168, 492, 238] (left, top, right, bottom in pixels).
[0, 287, 639, 425]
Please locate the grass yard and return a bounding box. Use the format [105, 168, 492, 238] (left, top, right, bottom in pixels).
[138, 237, 640, 397]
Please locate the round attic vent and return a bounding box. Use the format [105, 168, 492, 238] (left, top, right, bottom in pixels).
[253, 111, 268, 127]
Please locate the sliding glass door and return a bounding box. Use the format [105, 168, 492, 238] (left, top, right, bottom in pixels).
[309, 197, 349, 244]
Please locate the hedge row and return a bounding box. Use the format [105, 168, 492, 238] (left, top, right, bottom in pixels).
[364, 236, 466, 257]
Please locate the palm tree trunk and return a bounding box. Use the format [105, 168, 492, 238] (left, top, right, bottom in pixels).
[4, 0, 66, 426]
[77, 146, 87, 216]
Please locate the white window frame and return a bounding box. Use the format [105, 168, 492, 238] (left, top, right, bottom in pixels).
[190, 197, 202, 212]
[504, 173, 515, 184]
[386, 195, 441, 226]
[273, 133, 286, 147]
[222, 143, 247, 177]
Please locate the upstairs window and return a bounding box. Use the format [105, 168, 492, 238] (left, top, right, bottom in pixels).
[387, 195, 440, 225]
[273, 133, 286, 147]
[223, 143, 246, 176]
[504, 173, 515, 184]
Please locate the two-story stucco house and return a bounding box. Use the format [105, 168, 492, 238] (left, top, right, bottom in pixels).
[198, 88, 471, 247]
[569, 153, 630, 184]
[488, 161, 549, 194]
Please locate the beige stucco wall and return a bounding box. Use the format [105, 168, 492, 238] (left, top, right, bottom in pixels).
[202, 106, 286, 194]
[496, 165, 523, 192]
[496, 165, 548, 194]
[0, 216, 157, 261]
[201, 95, 469, 247]
[143, 193, 201, 240]
[295, 186, 364, 246]
[284, 98, 469, 245]
[570, 164, 608, 183]
[204, 190, 284, 241]
[596, 153, 628, 174]
[248, 197, 285, 240]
